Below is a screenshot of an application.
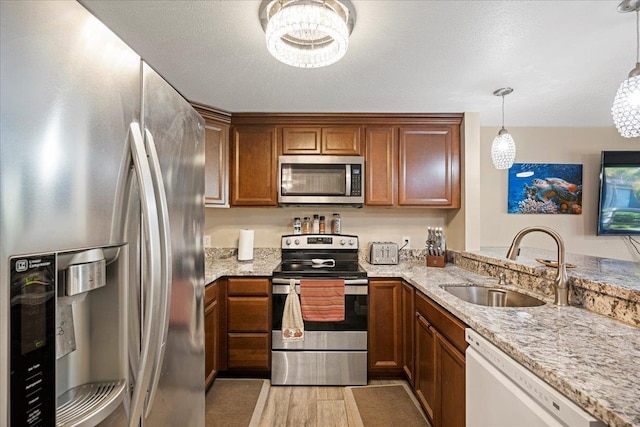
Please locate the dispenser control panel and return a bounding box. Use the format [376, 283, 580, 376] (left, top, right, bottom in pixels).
[10, 254, 56, 426]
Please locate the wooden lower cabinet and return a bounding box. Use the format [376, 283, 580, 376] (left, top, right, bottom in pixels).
[436, 330, 466, 427]
[415, 310, 436, 421]
[227, 333, 270, 370]
[414, 291, 467, 427]
[401, 281, 415, 385]
[368, 279, 403, 375]
[204, 280, 221, 388]
[225, 277, 271, 372]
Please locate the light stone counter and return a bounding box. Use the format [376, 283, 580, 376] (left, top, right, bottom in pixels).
[205, 248, 640, 427]
[204, 248, 280, 284]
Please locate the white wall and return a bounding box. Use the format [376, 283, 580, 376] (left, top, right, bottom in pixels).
[480, 126, 639, 262]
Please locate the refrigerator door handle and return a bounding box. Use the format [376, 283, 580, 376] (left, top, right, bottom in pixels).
[128, 122, 163, 427]
[142, 128, 173, 417]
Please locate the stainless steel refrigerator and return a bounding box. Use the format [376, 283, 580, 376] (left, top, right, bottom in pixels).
[0, 1, 206, 426]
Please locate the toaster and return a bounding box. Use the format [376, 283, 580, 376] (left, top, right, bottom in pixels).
[368, 242, 399, 265]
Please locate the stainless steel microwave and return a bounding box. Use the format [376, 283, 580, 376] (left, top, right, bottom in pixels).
[278, 155, 365, 205]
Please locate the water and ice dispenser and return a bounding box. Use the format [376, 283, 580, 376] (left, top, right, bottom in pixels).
[10, 245, 128, 426]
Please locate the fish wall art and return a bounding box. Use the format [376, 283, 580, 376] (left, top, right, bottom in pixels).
[508, 163, 583, 214]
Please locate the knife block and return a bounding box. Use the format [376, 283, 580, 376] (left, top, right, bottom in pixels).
[426, 255, 445, 268]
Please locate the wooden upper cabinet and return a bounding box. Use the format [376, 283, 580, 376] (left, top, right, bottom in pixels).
[322, 126, 362, 155]
[365, 126, 397, 206]
[191, 104, 231, 207]
[398, 125, 460, 207]
[282, 126, 362, 155]
[282, 127, 321, 154]
[204, 122, 229, 206]
[230, 126, 278, 206]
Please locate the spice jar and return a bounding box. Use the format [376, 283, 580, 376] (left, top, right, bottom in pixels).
[312, 214, 320, 234]
[331, 213, 341, 234]
[319, 216, 326, 234]
[293, 217, 302, 235]
[302, 217, 311, 234]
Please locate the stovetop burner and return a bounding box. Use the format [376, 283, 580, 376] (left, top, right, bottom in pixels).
[273, 234, 367, 280]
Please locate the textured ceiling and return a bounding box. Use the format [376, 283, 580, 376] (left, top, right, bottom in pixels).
[81, 0, 630, 127]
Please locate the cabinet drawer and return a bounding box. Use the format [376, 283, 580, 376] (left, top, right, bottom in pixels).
[228, 296, 270, 332]
[205, 281, 218, 306]
[416, 292, 467, 354]
[227, 333, 270, 370]
[227, 277, 270, 296]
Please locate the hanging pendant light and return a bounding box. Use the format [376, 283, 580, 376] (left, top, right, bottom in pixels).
[612, 0, 640, 138]
[259, 0, 356, 68]
[491, 87, 517, 169]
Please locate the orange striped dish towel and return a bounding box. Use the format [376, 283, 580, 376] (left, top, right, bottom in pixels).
[300, 279, 345, 322]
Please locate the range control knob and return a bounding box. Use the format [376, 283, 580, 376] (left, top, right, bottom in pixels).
[294, 239, 300, 245]
[285, 239, 291, 246]
[348, 239, 354, 246]
[340, 239, 346, 246]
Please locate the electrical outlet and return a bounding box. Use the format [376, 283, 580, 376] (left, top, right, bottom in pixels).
[203, 235, 212, 248]
[402, 236, 411, 249]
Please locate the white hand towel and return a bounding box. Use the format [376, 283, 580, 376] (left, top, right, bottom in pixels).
[282, 279, 304, 341]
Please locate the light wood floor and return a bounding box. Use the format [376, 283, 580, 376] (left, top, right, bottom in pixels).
[257, 379, 408, 427]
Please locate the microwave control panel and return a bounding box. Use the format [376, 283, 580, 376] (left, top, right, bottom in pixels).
[350, 164, 362, 196]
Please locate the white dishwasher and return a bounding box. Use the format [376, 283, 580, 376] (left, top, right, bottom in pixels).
[465, 329, 605, 427]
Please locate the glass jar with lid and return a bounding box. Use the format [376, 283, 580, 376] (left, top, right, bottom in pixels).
[302, 217, 311, 234]
[331, 213, 341, 234]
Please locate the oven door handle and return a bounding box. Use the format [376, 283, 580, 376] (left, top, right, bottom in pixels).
[272, 283, 368, 295]
[271, 278, 368, 286]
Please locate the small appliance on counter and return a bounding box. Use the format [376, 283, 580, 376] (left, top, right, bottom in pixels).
[368, 242, 399, 265]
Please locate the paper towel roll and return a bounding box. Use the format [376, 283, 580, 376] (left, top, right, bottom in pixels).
[238, 229, 254, 261]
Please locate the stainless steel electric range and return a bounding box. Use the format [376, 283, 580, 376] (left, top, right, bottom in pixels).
[271, 234, 368, 385]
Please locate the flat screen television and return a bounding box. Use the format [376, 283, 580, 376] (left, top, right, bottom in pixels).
[597, 151, 640, 236]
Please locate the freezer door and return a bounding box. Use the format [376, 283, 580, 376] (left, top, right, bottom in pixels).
[0, 1, 140, 424]
[138, 63, 205, 426]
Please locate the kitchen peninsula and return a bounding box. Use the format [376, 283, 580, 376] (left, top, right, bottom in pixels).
[205, 247, 640, 427]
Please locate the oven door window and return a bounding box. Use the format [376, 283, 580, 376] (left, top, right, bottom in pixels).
[281, 163, 346, 196]
[272, 294, 367, 331]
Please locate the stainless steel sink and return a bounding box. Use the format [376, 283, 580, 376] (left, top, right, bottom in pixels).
[441, 285, 546, 307]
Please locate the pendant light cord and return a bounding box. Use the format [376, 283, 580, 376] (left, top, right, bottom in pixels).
[636, 9, 640, 64]
[501, 95, 505, 130]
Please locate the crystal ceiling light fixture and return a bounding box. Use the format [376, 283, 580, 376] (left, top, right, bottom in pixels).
[259, 0, 356, 68]
[491, 87, 517, 170]
[612, 0, 640, 138]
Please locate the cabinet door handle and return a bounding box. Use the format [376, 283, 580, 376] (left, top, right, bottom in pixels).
[416, 312, 430, 326]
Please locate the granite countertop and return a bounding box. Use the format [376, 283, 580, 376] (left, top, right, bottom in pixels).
[205, 254, 280, 284]
[469, 246, 640, 302]
[205, 249, 640, 427]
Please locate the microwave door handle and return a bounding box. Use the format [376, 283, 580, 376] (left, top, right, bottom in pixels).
[345, 164, 351, 196]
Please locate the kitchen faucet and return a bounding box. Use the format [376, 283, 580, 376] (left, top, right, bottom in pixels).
[505, 226, 569, 306]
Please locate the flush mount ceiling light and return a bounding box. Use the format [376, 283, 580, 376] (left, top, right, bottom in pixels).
[259, 0, 356, 68]
[491, 88, 517, 170]
[613, 0, 640, 138]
